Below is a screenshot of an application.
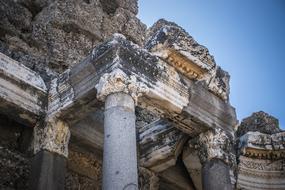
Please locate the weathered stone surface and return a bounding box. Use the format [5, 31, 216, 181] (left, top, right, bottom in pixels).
[145, 19, 231, 102]
[0, 0, 146, 80]
[238, 131, 285, 159]
[158, 161, 196, 190]
[139, 119, 188, 172]
[0, 115, 32, 190]
[202, 159, 233, 190]
[139, 167, 159, 190]
[237, 111, 281, 137]
[47, 34, 236, 136]
[33, 119, 70, 157]
[30, 150, 67, 190]
[236, 112, 285, 190]
[188, 128, 236, 166]
[236, 156, 285, 190]
[65, 145, 102, 190]
[183, 128, 236, 190]
[0, 52, 47, 126]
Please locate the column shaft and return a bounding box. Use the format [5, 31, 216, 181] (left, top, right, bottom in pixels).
[30, 150, 66, 190]
[103, 92, 138, 190]
[202, 159, 232, 190]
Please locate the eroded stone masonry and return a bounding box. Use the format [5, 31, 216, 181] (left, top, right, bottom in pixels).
[0, 0, 284, 190]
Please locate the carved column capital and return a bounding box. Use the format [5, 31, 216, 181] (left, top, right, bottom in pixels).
[95, 68, 149, 104]
[33, 118, 70, 158]
[190, 128, 236, 166]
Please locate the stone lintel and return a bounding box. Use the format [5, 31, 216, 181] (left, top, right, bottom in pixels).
[238, 131, 285, 159]
[33, 118, 70, 158]
[0, 52, 47, 126]
[48, 34, 236, 135]
[139, 119, 188, 172]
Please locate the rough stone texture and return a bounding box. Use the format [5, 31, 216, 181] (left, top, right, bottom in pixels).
[238, 131, 285, 159]
[33, 118, 70, 157]
[236, 111, 281, 137]
[236, 112, 285, 190]
[65, 145, 102, 190]
[30, 150, 67, 190]
[145, 19, 231, 102]
[236, 155, 285, 190]
[189, 128, 236, 166]
[145, 19, 216, 67]
[139, 167, 160, 190]
[0, 115, 33, 190]
[202, 159, 233, 190]
[0, 0, 146, 81]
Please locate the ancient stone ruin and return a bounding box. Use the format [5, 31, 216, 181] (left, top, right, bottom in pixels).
[0, 0, 284, 190]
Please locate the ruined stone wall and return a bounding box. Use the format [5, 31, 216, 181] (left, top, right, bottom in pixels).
[0, 115, 32, 189]
[0, 0, 146, 189]
[0, 0, 146, 81]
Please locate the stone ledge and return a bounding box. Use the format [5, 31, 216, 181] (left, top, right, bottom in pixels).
[239, 131, 285, 159]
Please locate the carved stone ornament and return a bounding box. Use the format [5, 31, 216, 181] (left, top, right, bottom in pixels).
[33, 118, 70, 158]
[95, 68, 149, 104]
[189, 128, 236, 166]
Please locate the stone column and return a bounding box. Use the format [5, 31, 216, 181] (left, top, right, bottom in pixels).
[30, 119, 70, 190]
[187, 128, 235, 190]
[95, 69, 148, 190]
[103, 92, 138, 189]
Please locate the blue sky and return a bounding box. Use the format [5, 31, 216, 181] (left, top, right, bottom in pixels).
[138, 0, 285, 129]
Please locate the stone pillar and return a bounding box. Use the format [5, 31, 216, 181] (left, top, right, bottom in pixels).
[30, 119, 70, 190]
[95, 69, 148, 190]
[103, 92, 138, 189]
[202, 159, 232, 190]
[186, 128, 235, 190]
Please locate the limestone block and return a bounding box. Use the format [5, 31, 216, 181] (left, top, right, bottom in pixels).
[139, 119, 188, 172]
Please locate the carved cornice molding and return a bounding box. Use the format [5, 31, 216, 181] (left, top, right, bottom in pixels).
[189, 128, 236, 166]
[33, 118, 70, 158]
[95, 68, 149, 104]
[238, 131, 285, 159]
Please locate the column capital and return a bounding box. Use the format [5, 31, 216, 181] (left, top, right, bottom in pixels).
[33, 118, 70, 158]
[190, 128, 236, 166]
[95, 68, 149, 104]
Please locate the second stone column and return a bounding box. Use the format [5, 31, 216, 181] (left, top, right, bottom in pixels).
[103, 92, 138, 190]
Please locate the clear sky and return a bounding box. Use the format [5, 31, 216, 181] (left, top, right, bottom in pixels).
[138, 0, 285, 129]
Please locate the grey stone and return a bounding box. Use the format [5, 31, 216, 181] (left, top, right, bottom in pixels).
[30, 150, 66, 190]
[236, 111, 281, 137]
[202, 159, 233, 190]
[103, 92, 138, 190]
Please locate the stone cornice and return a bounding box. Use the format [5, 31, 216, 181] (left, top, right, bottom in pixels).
[0, 34, 236, 137]
[145, 23, 230, 102]
[238, 131, 285, 159]
[0, 52, 47, 126]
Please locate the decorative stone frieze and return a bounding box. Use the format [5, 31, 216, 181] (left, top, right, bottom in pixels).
[189, 128, 236, 166]
[95, 68, 149, 104]
[237, 156, 285, 190]
[238, 131, 285, 159]
[33, 118, 70, 158]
